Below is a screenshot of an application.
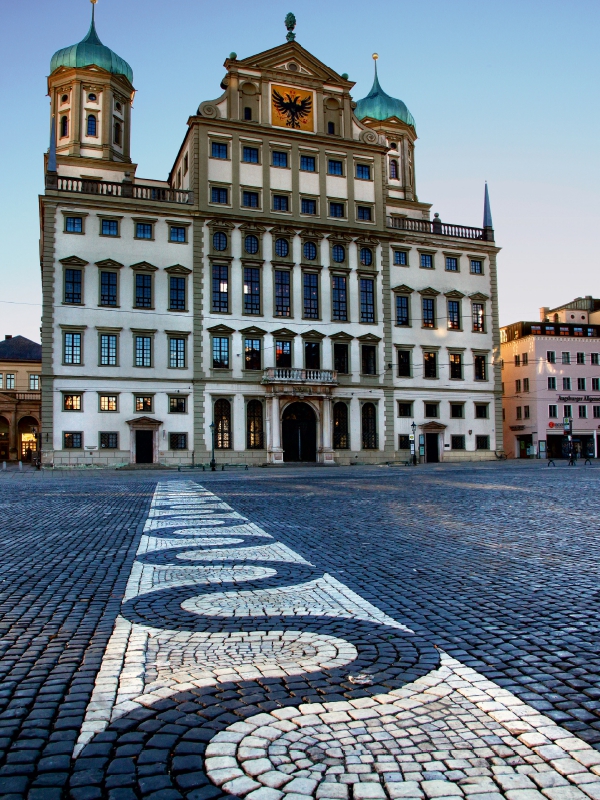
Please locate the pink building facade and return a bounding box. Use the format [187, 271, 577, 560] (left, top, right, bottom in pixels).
[501, 297, 600, 459]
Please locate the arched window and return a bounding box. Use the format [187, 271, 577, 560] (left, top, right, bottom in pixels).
[60, 115, 68, 138]
[246, 400, 263, 449]
[114, 121, 122, 145]
[333, 402, 349, 450]
[303, 241, 317, 261]
[389, 159, 399, 180]
[361, 403, 377, 450]
[332, 244, 345, 263]
[214, 399, 231, 449]
[360, 247, 373, 266]
[245, 234, 259, 255]
[213, 231, 227, 251]
[275, 238, 289, 258]
[87, 115, 97, 137]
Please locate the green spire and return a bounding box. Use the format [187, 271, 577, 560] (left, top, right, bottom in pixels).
[355, 57, 415, 128]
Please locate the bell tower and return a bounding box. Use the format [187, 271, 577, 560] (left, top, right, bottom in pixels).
[47, 0, 134, 166]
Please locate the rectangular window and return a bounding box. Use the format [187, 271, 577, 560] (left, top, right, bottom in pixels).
[101, 219, 118, 236]
[447, 300, 461, 330]
[243, 191, 260, 208]
[361, 345, 377, 375]
[64, 432, 82, 449]
[64, 269, 82, 304]
[274, 270, 291, 317]
[135, 336, 152, 367]
[170, 433, 188, 450]
[422, 298, 435, 328]
[169, 396, 187, 413]
[245, 338, 261, 370]
[476, 435, 490, 450]
[211, 187, 228, 204]
[169, 276, 186, 310]
[397, 350, 411, 377]
[329, 202, 345, 218]
[592, 353, 599, 365]
[547, 350, 556, 363]
[0, 375, 3, 389]
[212, 337, 229, 369]
[516, 406, 522, 419]
[183, 154, 188, 174]
[29, 375, 40, 390]
[212, 264, 229, 313]
[577, 352, 585, 364]
[169, 337, 186, 368]
[563, 377, 571, 390]
[357, 206, 372, 221]
[332, 276, 347, 321]
[445, 256, 458, 271]
[472, 303, 485, 332]
[531, 325, 541, 334]
[579, 405, 587, 418]
[356, 164, 371, 180]
[305, 341, 321, 370]
[564, 404, 572, 418]
[5, 374, 14, 390]
[272, 151, 288, 168]
[135, 395, 153, 412]
[100, 432, 118, 449]
[395, 295, 410, 327]
[300, 155, 316, 172]
[474, 355, 487, 381]
[100, 272, 118, 306]
[470, 259, 483, 274]
[514, 354, 521, 366]
[303, 273, 319, 319]
[475, 404, 489, 419]
[394, 251, 407, 266]
[574, 327, 584, 337]
[515, 379, 522, 392]
[450, 403, 464, 419]
[328, 159, 343, 176]
[424, 351, 437, 379]
[63, 332, 82, 365]
[63, 394, 82, 411]
[451, 435, 466, 450]
[522, 353, 528, 365]
[594, 406, 600, 418]
[334, 343, 349, 374]
[360, 278, 375, 323]
[548, 405, 558, 418]
[523, 378, 530, 392]
[100, 334, 117, 366]
[135, 273, 152, 308]
[301, 198, 316, 215]
[243, 267, 261, 315]
[99, 395, 118, 411]
[273, 194, 289, 212]
[169, 226, 186, 243]
[420, 253, 433, 269]
[425, 402, 439, 417]
[65, 216, 83, 233]
[242, 146, 259, 163]
[578, 377, 586, 391]
[545, 326, 556, 335]
[135, 223, 153, 240]
[398, 401, 413, 417]
[593, 378, 600, 391]
[449, 353, 463, 380]
[562, 352, 571, 364]
[398, 435, 410, 450]
[524, 405, 530, 419]
[211, 142, 228, 159]
[276, 340, 292, 368]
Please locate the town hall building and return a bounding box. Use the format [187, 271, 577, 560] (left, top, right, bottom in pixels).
[40, 8, 503, 466]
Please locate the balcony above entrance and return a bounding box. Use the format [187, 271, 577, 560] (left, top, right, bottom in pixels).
[262, 368, 338, 385]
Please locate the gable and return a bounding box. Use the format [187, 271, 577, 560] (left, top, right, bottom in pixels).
[232, 41, 352, 88]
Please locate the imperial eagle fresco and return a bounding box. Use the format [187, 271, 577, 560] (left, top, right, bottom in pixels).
[271, 85, 314, 131]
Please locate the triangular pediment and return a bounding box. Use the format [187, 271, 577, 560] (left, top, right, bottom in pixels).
[165, 264, 192, 275]
[444, 290, 465, 299]
[301, 329, 326, 340]
[357, 333, 382, 343]
[95, 258, 124, 269]
[59, 255, 88, 266]
[130, 261, 158, 272]
[329, 331, 353, 341]
[125, 416, 162, 427]
[271, 328, 298, 338]
[207, 219, 235, 230]
[421, 421, 447, 431]
[419, 287, 440, 296]
[392, 284, 414, 294]
[207, 324, 235, 335]
[240, 326, 267, 336]
[233, 41, 352, 87]
[469, 292, 490, 301]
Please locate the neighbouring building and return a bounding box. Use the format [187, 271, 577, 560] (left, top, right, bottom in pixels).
[40, 9, 502, 467]
[501, 296, 600, 459]
[0, 336, 42, 462]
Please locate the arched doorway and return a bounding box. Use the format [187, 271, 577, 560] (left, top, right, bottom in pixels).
[282, 402, 316, 462]
[18, 416, 38, 462]
[0, 416, 9, 461]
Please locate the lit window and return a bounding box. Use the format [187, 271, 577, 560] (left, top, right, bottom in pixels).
[63, 394, 82, 411]
[472, 303, 485, 332]
[169, 396, 187, 413]
[64, 432, 82, 449]
[474, 355, 487, 381]
[447, 300, 461, 330]
[247, 400, 264, 449]
[99, 395, 118, 412]
[450, 353, 462, 379]
[276, 340, 292, 368]
[422, 298, 435, 328]
[244, 339, 261, 370]
[424, 352, 437, 379]
[135, 396, 153, 412]
[214, 399, 231, 448]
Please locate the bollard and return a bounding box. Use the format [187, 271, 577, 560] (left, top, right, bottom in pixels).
[2, 461, 6, 471]
[18, 461, 23, 472]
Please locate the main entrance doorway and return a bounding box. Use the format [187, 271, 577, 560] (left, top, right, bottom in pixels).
[135, 430, 154, 464]
[425, 433, 439, 463]
[282, 402, 317, 462]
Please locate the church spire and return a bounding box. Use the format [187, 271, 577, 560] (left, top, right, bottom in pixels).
[483, 182, 493, 228]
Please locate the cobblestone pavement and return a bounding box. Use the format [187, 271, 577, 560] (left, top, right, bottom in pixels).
[0, 463, 599, 800]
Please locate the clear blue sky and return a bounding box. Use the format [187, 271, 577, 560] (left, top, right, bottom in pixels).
[1, 0, 598, 342]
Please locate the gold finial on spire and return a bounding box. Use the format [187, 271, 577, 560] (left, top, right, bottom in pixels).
[372, 53, 379, 60]
[91, 0, 98, 4]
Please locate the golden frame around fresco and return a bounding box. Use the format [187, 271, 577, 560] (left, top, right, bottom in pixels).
[270, 84, 315, 132]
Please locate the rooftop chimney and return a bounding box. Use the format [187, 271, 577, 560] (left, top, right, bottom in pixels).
[4, 335, 12, 340]
[540, 307, 549, 322]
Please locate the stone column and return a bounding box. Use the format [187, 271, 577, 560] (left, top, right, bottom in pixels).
[269, 392, 284, 463]
[321, 395, 335, 464]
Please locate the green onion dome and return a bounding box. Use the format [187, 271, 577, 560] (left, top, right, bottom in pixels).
[355, 66, 414, 128]
[50, 10, 133, 84]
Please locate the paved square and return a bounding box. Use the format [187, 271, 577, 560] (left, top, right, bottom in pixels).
[0, 463, 599, 800]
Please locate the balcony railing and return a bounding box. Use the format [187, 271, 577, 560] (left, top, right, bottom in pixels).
[46, 175, 193, 204]
[387, 215, 493, 241]
[262, 368, 338, 384]
[0, 391, 41, 401]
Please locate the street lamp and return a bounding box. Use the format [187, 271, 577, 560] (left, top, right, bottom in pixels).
[210, 422, 216, 471]
[411, 420, 417, 466]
